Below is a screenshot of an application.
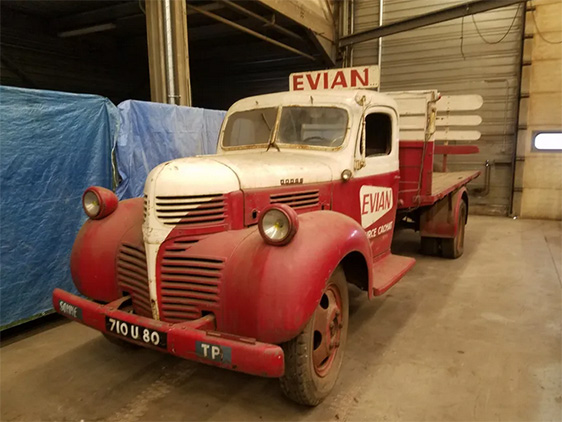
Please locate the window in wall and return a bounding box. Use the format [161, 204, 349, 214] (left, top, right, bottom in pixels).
[365, 113, 392, 157]
[533, 132, 562, 151]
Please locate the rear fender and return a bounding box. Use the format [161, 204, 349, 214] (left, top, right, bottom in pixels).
[420, 187, 467, 238]
[220, 211, 372, 344]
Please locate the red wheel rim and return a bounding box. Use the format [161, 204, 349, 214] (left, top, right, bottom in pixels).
[312, 284, 343, 377]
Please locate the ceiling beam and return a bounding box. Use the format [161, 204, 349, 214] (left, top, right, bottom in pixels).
[221, 0, 303, 41]
[188, 3, 316, 61]
[340, 0, 526, 47]
[257, 0, 336, 64]
[189, 16, 276, 42]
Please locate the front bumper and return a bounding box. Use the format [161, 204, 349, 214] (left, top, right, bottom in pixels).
[52, 288, 284, 377]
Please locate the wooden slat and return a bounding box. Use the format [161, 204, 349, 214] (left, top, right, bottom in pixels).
[402, 115, 482, 128]
[434, 145, 480, 155]
[436, 115, 482, 127]
[399, 130, 481, 141]
[437, 95, 484, 112]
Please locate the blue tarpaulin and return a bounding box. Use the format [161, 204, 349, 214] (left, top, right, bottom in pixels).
[0, 86, 118, 328]
[115, 100, 225, 199]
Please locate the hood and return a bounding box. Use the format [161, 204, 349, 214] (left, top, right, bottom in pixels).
[142, 152, 336, 258]
[208, 152, 334, 190]
[147, 152, 336, 196]
[146, 157, 240, 197]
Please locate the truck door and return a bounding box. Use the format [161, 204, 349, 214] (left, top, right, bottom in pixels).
[333, 106, 400, 258]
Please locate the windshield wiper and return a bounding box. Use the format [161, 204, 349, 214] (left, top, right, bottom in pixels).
[266, 137, 280, 152]
[263, 112, 280, 152]
[261, 112, 271, 131]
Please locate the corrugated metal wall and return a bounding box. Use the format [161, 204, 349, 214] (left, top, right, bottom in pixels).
[352, 0, 524, 215]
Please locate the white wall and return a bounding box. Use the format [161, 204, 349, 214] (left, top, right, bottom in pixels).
[514, 0, 562, 220]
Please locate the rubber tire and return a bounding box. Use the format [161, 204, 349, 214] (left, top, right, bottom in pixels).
[420, 237, 440, 256]
[442, 200, 467, 259]
[103, 333, 140, 349]
[279, 266, 349, 406]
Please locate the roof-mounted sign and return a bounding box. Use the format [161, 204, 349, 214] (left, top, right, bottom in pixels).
[290, 65, 380, 91]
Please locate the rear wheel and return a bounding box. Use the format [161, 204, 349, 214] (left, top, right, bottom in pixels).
[442, 200, 467, 259]
[420, 236, 440, 256]
[279, 266, 349, 406]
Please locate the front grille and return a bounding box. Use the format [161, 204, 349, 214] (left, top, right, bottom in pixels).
[270, 190, 320, 209]
[158, 236, 222, 323]
[143, 195, 148, 220]
[116, 243, 152, 318]
[155, 194, 227, 226]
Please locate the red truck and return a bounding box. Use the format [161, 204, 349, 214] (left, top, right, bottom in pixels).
[53, 66, 481, 406]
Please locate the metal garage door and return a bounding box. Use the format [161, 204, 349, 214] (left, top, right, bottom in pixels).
[351, 0, 524, 215]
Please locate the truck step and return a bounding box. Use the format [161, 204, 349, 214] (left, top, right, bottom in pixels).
[372, 254, 416, 296]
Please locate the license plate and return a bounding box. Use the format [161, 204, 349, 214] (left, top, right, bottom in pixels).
[58, 300, 82, 320]
[196, 341, 232, 364]
[105, 317, 167, 349]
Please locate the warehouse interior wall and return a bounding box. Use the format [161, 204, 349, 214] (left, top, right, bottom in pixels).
[514, 0, 562, 219]
[0, 4, 150, 104]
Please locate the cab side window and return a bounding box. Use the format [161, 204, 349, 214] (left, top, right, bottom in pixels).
[365, 113, 392, 157]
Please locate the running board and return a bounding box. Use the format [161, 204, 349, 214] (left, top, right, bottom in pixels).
[372, 254, 416, 296]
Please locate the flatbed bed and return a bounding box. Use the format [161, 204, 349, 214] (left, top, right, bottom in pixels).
[420, 170, 481, 205]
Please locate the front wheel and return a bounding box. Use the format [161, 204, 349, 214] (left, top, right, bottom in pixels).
[279, 266, 349, 406]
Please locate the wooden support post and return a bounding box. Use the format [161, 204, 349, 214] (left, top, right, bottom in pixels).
[145, 0, 192, 106]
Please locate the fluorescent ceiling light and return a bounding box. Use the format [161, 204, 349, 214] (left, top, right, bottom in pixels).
[58, 23, 116, 38]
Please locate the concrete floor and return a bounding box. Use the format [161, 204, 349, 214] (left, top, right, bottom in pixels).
[1, 216, 561, 421]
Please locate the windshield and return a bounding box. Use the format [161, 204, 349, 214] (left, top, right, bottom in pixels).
[222, 108, 277, 147]
[278, 107, 348, 147]
[222, 106, 348, 149]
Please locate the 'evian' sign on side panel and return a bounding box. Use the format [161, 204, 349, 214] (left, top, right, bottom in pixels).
[290, 66, 380, 91]
[360, 186, 393, 229]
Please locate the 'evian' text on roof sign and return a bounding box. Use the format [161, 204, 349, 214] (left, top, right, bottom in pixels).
[290, 66, 380, 91]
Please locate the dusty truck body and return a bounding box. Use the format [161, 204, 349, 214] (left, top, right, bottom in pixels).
[53, 66, 481, 405]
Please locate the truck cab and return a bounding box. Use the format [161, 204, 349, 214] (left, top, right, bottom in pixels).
[144, 88, 403, 287]
[54, 67, 481, 406]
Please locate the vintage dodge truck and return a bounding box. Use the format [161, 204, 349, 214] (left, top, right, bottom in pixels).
[53, 66, 481, 406]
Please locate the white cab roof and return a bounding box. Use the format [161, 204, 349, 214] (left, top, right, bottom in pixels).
[228, 90, 399, 114]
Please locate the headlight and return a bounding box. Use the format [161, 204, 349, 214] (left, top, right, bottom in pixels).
[258, 204, 299, 246]
[82, 186, 118, 220]
[83, 190, 100, 218]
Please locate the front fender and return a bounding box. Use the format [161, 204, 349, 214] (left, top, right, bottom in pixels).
[70, 197, 144, 302]
[220, 211, 372, 344]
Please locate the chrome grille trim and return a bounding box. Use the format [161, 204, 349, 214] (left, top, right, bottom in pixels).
[143, 194, 147, 220]
[155, 194, 227, 226]
[158, 236, 222, 323]
[116, 243, 152, 318]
